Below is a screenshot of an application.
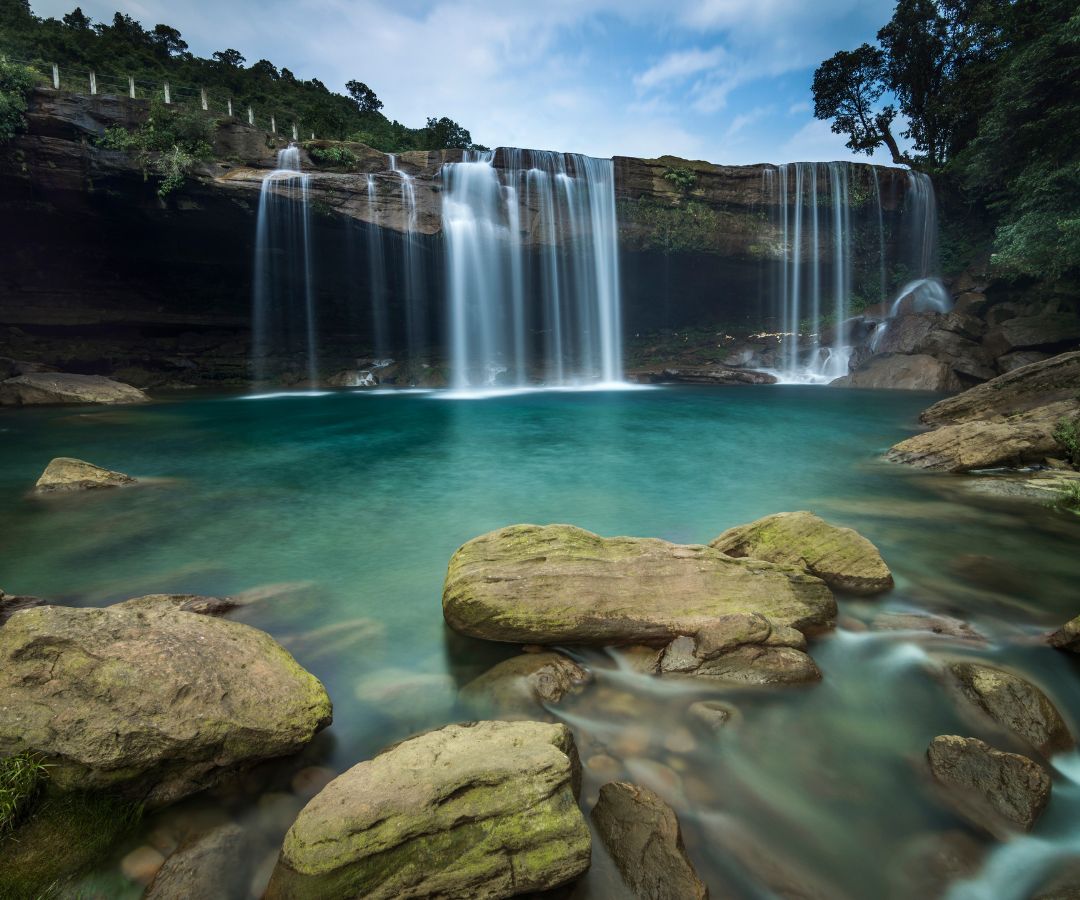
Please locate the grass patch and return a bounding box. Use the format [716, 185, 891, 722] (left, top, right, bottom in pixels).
[1052, 416, 1080, 467]
[0, 753, 47, 837]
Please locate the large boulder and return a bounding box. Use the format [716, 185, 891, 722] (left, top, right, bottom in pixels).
[926, 735, 1051, 837]
[591, 781, 708, 900]
[33, 457, 137, 493]
[948, 662, 1073, 757]
[709, 511, 892, 595]
[830, 354, 961, 391]
[1049, 615, 1080, 653]
[442, 525, 836, 645]
[984, 313, 1080, 357]
[0, 372, 149, 406]
[656, 613, 820, 685]
[0, 605, 332, 807]
[460, 652, 590, 719]
[265, 721, 591, 900]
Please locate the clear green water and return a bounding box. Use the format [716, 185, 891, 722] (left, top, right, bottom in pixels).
[2, 386, 1078, 899]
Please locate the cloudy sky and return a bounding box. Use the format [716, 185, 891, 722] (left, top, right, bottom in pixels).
[31, 0, 900, 164]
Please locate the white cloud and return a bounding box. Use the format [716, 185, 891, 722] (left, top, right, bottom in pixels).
[634, 47, 726, 89]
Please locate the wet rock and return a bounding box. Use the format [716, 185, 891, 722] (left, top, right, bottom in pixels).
[0, 605, 332, 807]
[887, 830, 985, 900]
[353, 669, 457, 732]
[626, 366, 777, 385]
[1049, 616, 1080, 653]
[145, 823, 252, 900]
[710, 510, 893, 595]
[948, 662, 1073, 757]
[443, 524, 836, 646]
[871, 612, 983, 642]
[998, 350, 1051, 374]
[657, 613, 821, 685]
[460, 652, 590, 719]
[0, 588, 44, 625]
[926, 735, 1051, 836]
[613, 644, 663, 674]
[265, 721, 591, 900]
[120, 845, 167, 885]
[985, 313, 1080, 357]
[0, 372, 150, 406]
[687, 700, 739, 730]
[291, 765, 337, 799]
[830, 353, 961, 391]
[33, 456, 137, 493]
[116, 593, 238, 616]
[591, 781, 708, 900]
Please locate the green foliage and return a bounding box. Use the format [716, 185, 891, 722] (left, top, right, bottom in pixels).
[619, 198, 722, 254]
[306, 143, 359, 169]
[1058, 482, 1080, 513]
[0, 56, 36, 142]
[1053, 416, 1080, 467]
[97, 101, 214, 197]
[0, 7, 479, 152]
[0, 753, 46, 836]
[663, 166, 697, 194]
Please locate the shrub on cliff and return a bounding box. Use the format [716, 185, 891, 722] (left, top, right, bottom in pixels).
[0, 57, 36, 142]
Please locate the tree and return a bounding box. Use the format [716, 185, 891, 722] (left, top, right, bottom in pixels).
[812, 43, 907, 164]
[424, 116, 472, 149]
[0, 58, 37, 143]
[150, 24, 188, 58]
[62, 8, 92, 31]
[212, 48, 245, 68]
[345, 79, 382, 115]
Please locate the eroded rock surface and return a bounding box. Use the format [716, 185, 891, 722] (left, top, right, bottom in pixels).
[145, 823, 252, 900]
[830, 353, 961, 391]
[1049, 616, 1080, 653]
[33, 457, 137, 493]
[460, 652, 590, 719]
[265, 721, 591, 900]
[0, 372, 149, 406]
[0, 605, 332, 806]
[710, 511, 892, 595]
[0, 588, 44, 625]
[443, 524, 836, 646]
[926, 735, 1051, 836]
[116, 593, 238, 617]
[591, 781, 708, 900]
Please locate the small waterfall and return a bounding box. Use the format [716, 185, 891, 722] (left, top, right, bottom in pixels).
[365, 174, 390, 358]
[252, 145, 317, 385]
[441, 149, 623, 391]
[390, 154, 428, 368]
[888, 171, 951, 315]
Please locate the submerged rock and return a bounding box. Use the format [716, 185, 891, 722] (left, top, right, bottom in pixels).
[1049, 616, 1080, 653]
[687, 700, 740, 730]
[0, 605, 332, 807]
[948, 662, 1074, 757]
[116, 593, 238, 616]
[591, 781, 708, 900]
[145, 823, 252, 900]
[33, 456, 137, 493]
[926, 735, 1051, 837]
[626, 366, 777, 386]
[460, 652, 590, 719]
[657, 613, 820, 685]
[443, 524, 836, 646]
[871, 612, 984, 643]
[265, 720, 591, 900]
[0, 372, 149, 406]
[888, 830, 985, 900]
[709, 511, 893, 595]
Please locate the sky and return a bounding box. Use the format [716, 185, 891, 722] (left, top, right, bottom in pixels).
[31, 0, 901, 165]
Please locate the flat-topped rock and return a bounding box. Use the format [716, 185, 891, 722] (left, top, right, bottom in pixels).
[926, 735, 1051, 837]
[33, 457, 137, 493]
[830, 353, 961, 391]
[709, 511, 893, 595]
[116, 593, 238, 617]
[265, 721, 590, 900]
[948, 662, 1073, 757]
[0, 372, 149, 406]
[591, 781, 708, 900]
[442, 524, 836, 645]
[0, 605, 332, 807]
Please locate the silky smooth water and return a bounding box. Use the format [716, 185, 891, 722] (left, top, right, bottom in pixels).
[2, 388, 1078, 898]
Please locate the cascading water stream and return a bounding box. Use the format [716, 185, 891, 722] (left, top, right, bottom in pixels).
[365, 174, 390, 359]
[889, 170, 951, 316]
[252, 145, 317, 385]
[390, 154, 427, 367]
[441, 149, 623, 392]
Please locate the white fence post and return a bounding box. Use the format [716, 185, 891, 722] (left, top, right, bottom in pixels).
[128, 76, 135, 99]
[271, 116, 276, 134]
[51, 64, 59, 90]
[292, 123, 298, 142]
[248, 107, 254, 126]
[310, 131, 315, 140]
[200, 88, 208, 111]
[89, 71, 97, 95]
[163, 82, 171, 104]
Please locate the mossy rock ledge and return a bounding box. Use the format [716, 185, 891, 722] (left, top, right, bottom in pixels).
[442, 524, 836, 646]
[264, 720, 591, 900]
[709, 511, 893, 596]
[0, 604, 332, 807]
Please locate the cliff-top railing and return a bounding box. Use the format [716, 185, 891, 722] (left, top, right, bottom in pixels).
[5, 54, 316, 141]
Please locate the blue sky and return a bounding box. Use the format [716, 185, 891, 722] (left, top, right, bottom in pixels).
[32, 0, 900, 165]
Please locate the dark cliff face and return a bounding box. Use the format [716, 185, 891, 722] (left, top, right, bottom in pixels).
[0, 89, 911, 385]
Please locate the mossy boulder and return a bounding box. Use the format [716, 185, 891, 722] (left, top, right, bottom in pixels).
[443, 524, 836, 646]
[926, 735, 1051, 837]
[0, 372, 149, 406]
[591, 781, 708, 900]
[460, 652, 590, 719]
[948, 662, 1073, 757]
[709, 511, 893, 596]
[265, 720, 591, 900]
[0, 605, 332, 807]
[33, 457, 137, 493]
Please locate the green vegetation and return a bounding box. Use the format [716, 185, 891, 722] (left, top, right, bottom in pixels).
[620, 197, 768, 256]
[1057, 482, 1080, 514]
[97, 100, 214, 197]
[0, 56, 35, 141]
[812, 0, 1080, 282]
[306, 143, 360, 169]
[1053, 416, 1080, 467]
[0, 1, 481, 152]
[662, 166, 697, 194]
[0, 753, 46, 836]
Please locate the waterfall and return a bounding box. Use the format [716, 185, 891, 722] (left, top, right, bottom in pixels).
[390, 154, 427, 367]
[365, 174, 390, 359]
[441, 149, 623, 391]
[888, 171, 951, 316]
[252, 145, 317, 385]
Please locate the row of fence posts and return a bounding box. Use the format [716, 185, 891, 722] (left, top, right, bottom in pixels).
[47, 63, 316, 141]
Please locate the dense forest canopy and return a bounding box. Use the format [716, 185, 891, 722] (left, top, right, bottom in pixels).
[0, 0, 483, 152]
[813, 0, 1080, 282]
